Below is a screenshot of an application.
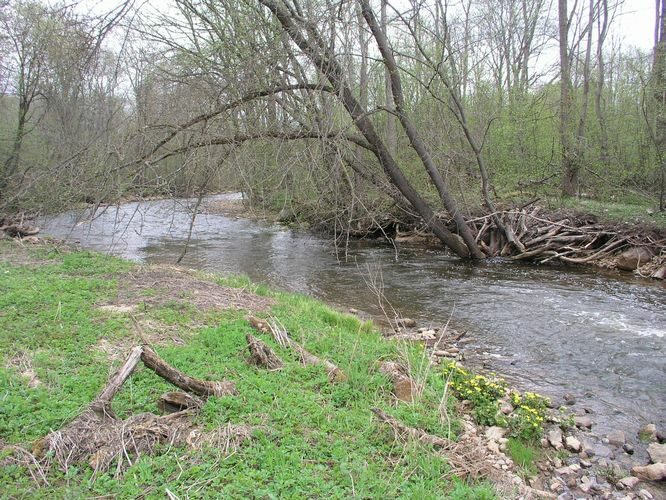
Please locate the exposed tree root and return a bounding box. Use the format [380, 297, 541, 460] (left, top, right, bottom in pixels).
[30, 345, 239, 476]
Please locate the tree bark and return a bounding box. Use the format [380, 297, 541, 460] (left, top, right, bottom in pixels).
[559, 0, 577, 196]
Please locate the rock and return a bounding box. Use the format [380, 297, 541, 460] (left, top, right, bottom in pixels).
[647, 443, 666, 464]
[555, 465, 574, 475]
[564, 435, 581, 453]
[499, 400, 513, 415]
[607, 429, 626, 447]
[574, 415, 593, 429]
[563, 393, 576, 405]
[547, 428, 564, 450]
[549, 481, 564, 493]
[487, 441, 500, 454]
[348, 308, 359, 314]
[638, 489, 654, 499]
[580, 459, 592, 468]
[639, 424, 658, 442]
[618, 476, 640, 490]
[652, 265, 666, 280]
[397, 318, 416, 328]
[566, 476, 577, 488]
[485, 426, 507, 442]
[623, 443, 635, 455]
[616, 246, 655, 271]
[631, 463, 666, 481]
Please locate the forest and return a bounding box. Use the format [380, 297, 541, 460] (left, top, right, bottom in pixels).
[0, 0, 664, 261]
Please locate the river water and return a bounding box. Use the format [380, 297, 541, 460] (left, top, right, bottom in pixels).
[41, 194, 665, 443]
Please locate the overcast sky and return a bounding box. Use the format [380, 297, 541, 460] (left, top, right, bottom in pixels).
[77, 0, 655, 51]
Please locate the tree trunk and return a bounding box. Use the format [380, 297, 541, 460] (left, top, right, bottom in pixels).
[381, 0, 397, 155]
[258, 0, 482, 258]
[559, 0, 576, 196]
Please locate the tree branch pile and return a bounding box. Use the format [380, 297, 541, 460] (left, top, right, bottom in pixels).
[30, 345, 242, 476]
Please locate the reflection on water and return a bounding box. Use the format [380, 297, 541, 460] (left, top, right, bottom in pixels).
[41, 195, 666, 435]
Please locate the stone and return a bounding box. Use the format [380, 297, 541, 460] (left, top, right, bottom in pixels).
[499, 400, 514, 415]
[485, 426, 507, 442]
[639, 424, 658, 442]
[631, 463, 666, 481]
[580, 459, 592, 468]
[623, 442, 635, 454]
[616, 247, 655, 271]
[549, 481, 564, 493]
[607, 429, 626, 447]
[647, 442, 666, 464]
[555, 465, 574, 475]
[348, 308, 359, 314]
[618, 476, 640, 490]
[563, 393, 576, 405]
[574, 416, 593, 429]
[638, 489, 653, 499]
[397, 318, 416, 328]
[547, 428, 564, 450]
[565, 435, 582, 453]
[651, 265, 666, 280]
[658, 431, 666, 444]
[487, 441, 500, 454]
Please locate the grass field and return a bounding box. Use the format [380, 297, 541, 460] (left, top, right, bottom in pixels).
[0, 241, 497, 498]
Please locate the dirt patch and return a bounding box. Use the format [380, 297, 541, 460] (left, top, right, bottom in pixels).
[0, 238, 70, 267]
[106, 266, 274, 313]
[6, 352, 42, 388]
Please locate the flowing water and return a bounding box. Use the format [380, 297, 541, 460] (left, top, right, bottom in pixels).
[41, 194, 666, 442]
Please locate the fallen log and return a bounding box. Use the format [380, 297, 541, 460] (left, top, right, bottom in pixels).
[246, 334, 283, 370]
[142, 345, 237, 397]
[246, 315, 347, 382]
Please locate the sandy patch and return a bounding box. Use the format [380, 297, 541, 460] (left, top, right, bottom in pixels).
[105, 266, 274, 313]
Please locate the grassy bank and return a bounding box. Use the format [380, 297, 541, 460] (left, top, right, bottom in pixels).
[0, 241, 496, 498]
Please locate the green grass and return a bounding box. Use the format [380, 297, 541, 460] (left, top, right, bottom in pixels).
[0, 241, 496, 498]
[544, 196, 666, 228]
[505, 438, 538, 479]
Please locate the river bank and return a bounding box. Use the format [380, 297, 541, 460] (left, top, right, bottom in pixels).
[1, 239, 664, 498]
[200, 195, 666, 280]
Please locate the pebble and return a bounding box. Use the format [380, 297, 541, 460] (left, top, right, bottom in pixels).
[623, 443, 634, 455]
[618, 476, 640, 490]
[565, 435, 582, 453]
[638, 489, 653, 499]
[574, 416, 593, 429]
[397, 318, 416, 328]
[563, 393, 576, 405]
[580, 459, 592, 468]
[607, 429, 626, 447]
[547, 428, 564, 450]
[647, 442, 666, 463]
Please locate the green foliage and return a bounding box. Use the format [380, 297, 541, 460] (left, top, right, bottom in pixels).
[443, 362, 507, 427]
[0, 242, 495, 498]
[508, 392, 549, 442]
[443, 361, 550, 442]
[505, 438, 538, 478]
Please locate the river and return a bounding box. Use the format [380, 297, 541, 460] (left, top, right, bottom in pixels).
[40, 194, 666, 447]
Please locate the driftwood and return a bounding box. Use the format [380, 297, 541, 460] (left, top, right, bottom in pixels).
[247, 315, 347, 382]
[142, 345, 237, 397]
[158, 391, 203, 413]
[371, 408, 450, 448]
[378, 361, 416, 402]
[246, 334, 283, 370]
[33, 345, 236, 475]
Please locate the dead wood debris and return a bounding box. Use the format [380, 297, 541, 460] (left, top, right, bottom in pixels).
[378, 361, 417, 402]
[371, 408, 492, 480]
[26, 345, 241, 477]
[246, 334, 284, 370]
[247, 315, 347, 382]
